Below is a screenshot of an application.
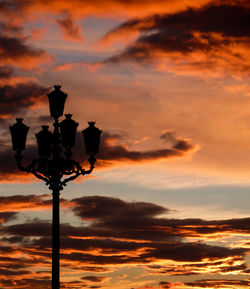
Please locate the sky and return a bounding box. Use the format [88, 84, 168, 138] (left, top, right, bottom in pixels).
[0, 0, 250, 288]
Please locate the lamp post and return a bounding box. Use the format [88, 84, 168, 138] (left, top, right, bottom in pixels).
[9, 85, 102, 289]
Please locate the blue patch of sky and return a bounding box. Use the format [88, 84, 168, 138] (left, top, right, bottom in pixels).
[24, 16, 123, 64]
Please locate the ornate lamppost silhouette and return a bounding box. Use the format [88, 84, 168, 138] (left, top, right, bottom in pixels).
[9, 85, 102, 289]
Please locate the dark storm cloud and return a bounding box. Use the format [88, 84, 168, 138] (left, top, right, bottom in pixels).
[155, 216, 250, 237]
[0, 0, 23, 12]
[104, 4, 250, 75]
[0, 66, 14, 79]
[0, 82, 48, 117]
[0, 195, 248, 276]
[0, 268, 31, 276]
[96, 132, 197, 164]
[72, 195, 169, 220]
[0, 130, 197, 180]
[0, 211, 17, 223]
[3, 195, 250, 243]
[148, 242, 244, 262]
[1, 236, 25, 244]
[107, 4, 250, 40]
[0, 34, 46, 64]
[0, 21, 49, 120]
[57, 245, 243, 266]
[4, 222, 51, 237]
[73, 131, 197, 164]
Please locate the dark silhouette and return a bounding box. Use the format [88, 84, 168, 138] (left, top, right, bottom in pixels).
[9, 85, 102, 289]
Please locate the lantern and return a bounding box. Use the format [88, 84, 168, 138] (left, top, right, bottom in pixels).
[82, 122, 102, 156]
[59, 114, 79, 148]
[47, 85, 67, 120]
[36, 126, 53, 157]
[9, 118, 29, 151]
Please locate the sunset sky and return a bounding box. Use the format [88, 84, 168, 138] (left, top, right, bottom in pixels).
[0, 0, 250, 288]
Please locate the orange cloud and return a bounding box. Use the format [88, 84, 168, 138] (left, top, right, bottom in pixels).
[102, 4, 250, 78]
[0, 195, 249, 288]
[0, 129, 199, 182]
[56, 12, 84, 42]
[0, 0, 216, 18]
[0, 34, 50, 70]
[54, 61, 103, 73]
[0, 194, 72, 212]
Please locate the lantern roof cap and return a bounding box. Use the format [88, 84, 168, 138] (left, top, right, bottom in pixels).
[10, 118, 29, 131]
[47, 85, 67, 97]
[54, 85, 62, 90]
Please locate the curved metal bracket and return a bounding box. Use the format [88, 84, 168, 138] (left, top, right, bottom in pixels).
[61, 157, 96, 186]
[15, 152, 51, 185]
[14, 151, 97, 191]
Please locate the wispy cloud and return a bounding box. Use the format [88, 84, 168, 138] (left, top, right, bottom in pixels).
[0, 194, 249, 288]
[56, 12, 84, 42]
[102, 4, 250, 77]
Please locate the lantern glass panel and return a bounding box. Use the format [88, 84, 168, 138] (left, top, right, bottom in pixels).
[82, 122, 102, 155]
[60, 114, 79, 148]
[36, 126, 53, 157]
[9, 118, 29, 151]
[47, 85, 67, 119]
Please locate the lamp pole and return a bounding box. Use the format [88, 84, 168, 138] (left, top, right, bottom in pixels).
[9, 85, 102, 289]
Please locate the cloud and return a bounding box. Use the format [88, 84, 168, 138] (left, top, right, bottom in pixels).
[0, 0, 216, 18]
[0, 195, 50, 212]
[160, 130, 195, 151]
[0, 211, 17, 223]
[0, 22, 50, 124]
[185, 279, 250, 288]
[81, 276, 108, 282]
[103, 4, 250, 77]
[0, 195, 72, 215]
[0, 195, 249, 288]
[159, 282, 184, 289]
[0, 66, 14, 79]
[72, 195, 169, 221]
[0, 82, 49, 118]
[0, 129, 198, 181]
[95, 132, 199, 166]
[56, 12, 84, 42]
[0, 33, 49, 69]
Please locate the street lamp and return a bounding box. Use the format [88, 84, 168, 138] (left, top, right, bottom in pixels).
[9, 85, 102, 289]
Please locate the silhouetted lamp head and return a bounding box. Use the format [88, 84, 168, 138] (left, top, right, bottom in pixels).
[82, 122, 102, 156]
[36, 126, 53, 158]
[9, 118, 29, 152]
[60, 114, 79, 149]
[47, 85, 67, 120]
